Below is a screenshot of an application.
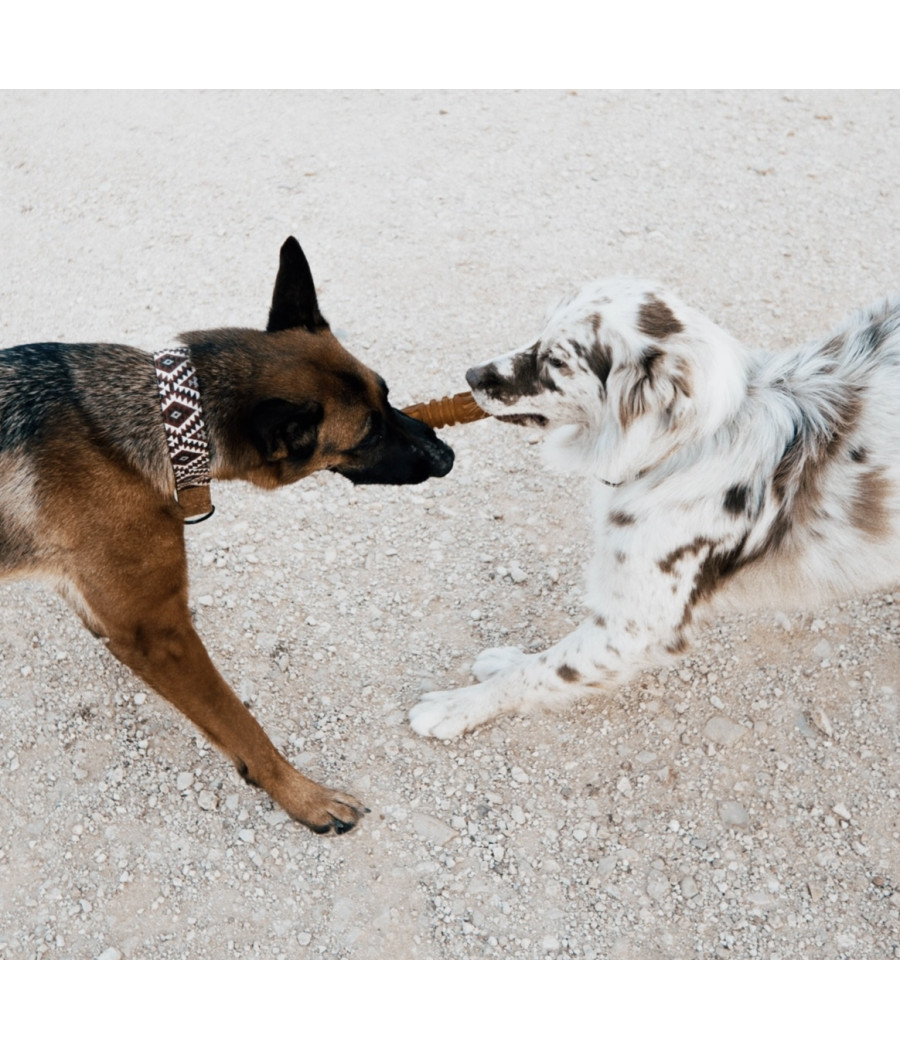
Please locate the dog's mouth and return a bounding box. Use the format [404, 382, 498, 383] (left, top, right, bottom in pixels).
[494, 412, 549, 428]
[467, 382, 548, 429]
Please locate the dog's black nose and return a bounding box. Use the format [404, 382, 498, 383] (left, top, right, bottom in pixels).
[427, 439, 455, 478]
[466, 365, 487, 390]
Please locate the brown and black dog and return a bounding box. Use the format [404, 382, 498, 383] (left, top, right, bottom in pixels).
[0, 236, 453, 833]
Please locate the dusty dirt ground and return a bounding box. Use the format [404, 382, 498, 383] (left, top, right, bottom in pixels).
[1, 90, 898, 960]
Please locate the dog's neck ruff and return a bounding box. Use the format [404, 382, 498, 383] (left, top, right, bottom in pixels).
[153, 348, 215, 524]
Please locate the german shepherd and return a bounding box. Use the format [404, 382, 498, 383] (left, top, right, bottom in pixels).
[0, 236, 454, 833]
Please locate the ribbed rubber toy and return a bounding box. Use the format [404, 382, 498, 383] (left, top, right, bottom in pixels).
[402, 390, 489, 428]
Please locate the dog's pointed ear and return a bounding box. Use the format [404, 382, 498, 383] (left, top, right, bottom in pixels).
[249, 397, 324, 463]
[267, 237, 329, 333]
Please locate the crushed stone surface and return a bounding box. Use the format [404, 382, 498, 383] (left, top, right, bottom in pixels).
[1, 89, 898, 959]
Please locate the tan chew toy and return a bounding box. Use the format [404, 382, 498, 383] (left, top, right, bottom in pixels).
[402, 390, 489, 428]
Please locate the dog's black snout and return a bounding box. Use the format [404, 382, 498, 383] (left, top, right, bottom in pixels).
[466, 365, 487, 390]
[427, 438, 454, 478]
[402, 409, 454, 478]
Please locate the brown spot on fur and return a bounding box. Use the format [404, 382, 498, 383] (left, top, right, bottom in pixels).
[595, 614, 607, 628]
[469, 343, 552, 404]
[659, 536, 754, 621]
[689, 546, 732, 605]
[768, 391, 863, 550]
[637, 295, 684, 340]
[590, 344, 613, 387]
[677, 604, 694, 632]
[619, 370, 647, 430]
[657, 537, 712, 575]
[850, 447, 867, 463]
[723, 484, 750, 516]
[615, 550, 626, 564]
[557, 664, 581, 682]
[640, 346, 665, 381]
[666, 633, 690, 655]
[609, 511, 635, 527]
[849, 468, 891, 538]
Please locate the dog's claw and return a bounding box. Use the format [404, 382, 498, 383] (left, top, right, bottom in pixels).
[286, 786, 368, 835]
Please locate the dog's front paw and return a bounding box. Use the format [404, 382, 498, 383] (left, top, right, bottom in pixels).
[409, 684, 498, 739]
[270, 770, 369, 835]
[472, 645, 526, 681]
[301, 787, 370, 835]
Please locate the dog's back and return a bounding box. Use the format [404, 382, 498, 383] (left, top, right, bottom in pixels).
[706, 296, 900, 612]
[1, 342, 170, 575]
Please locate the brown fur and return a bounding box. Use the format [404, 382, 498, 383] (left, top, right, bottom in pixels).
[0, 237, 453, 834]
[637, 294, 685, 340]
[849, 467, 891, 538]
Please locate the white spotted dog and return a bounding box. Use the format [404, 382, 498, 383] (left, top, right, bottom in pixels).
[409, 278, 900, 739]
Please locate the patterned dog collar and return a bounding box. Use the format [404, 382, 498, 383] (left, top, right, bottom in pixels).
[153, 348, 215, 523]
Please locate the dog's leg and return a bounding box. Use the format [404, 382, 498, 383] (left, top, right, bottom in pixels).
[411, 617, 651, 738]
[471, 646, 528, 681]
[410, 536, 718, 738]
[60, 521, 366, 833]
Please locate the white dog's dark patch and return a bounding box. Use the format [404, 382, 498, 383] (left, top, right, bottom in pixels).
[637, 294, 684, 340]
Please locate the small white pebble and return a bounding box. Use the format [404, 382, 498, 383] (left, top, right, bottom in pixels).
[680, 876, 699, 898]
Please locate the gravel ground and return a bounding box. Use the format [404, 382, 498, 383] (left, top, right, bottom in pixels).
[1, 89, 898, 961]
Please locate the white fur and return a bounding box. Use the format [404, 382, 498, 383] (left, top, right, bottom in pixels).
[410, 280, 900, 738]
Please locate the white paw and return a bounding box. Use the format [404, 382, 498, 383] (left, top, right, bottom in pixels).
[471, 645, 527, 681]
[409, 684, 497, 739]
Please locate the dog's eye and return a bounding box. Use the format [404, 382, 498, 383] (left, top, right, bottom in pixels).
[356, 415, 384, 451]
[545, 355, 568, 370]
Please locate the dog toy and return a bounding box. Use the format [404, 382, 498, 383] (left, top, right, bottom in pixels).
[402, 390, 489, 428]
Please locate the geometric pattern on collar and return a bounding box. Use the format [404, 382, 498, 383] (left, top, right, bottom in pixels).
[152, 348, 215, 523]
